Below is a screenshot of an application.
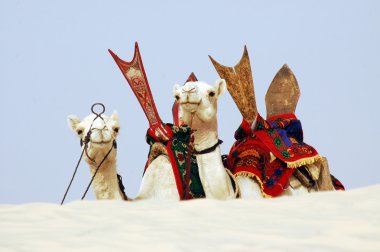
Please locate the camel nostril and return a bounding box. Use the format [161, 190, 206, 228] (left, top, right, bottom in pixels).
[175, 95, 180, 100]
[114, 127, 119, 133]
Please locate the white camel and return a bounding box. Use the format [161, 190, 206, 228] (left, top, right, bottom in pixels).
[67, 111, 181, 201]
[174, 80, 317, 200]
[173, 79, 236, 199]
[67, 79, 237, 200]
[67, 111, 126, 200]
[132, 79, 237, 200]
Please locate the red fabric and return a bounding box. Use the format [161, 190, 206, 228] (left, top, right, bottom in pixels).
[228, 133, 295, 197]
[254, 114, 319, 166]
[227, 114, 320, 197]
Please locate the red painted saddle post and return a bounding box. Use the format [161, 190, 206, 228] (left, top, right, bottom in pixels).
[109, 42, 172, 141]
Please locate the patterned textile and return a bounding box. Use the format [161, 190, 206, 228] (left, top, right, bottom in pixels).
[146, 124, 205, 200]
[331, 175, 345, 191]
[253, 113, 320, 168]
[228, 113, 321, 197]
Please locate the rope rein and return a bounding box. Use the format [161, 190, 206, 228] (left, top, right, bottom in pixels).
[181, 112, 224, 199]
[61, 103, 118, 205]
[60, 136, 88, 205]
[193, 139, 223, 155]
[81, 139, 115, 200]
[182, 113, 196, 199]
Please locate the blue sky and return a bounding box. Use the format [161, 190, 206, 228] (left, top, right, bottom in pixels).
[0, 0, 379, 203]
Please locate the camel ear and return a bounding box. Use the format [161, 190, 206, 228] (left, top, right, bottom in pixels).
[173, 83, 180, 95]
[111, 110, 119, 122]
[67, 115, 81, 131]
[214, 79, 226, 97]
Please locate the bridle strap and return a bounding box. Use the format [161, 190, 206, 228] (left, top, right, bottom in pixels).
[61, 103, 115, 205]
[182, 131, 195, 200]
[193, 139, 223, 155]
[60, 145, 86, 205]
[60, 129, 93, 205]
[81, 139, 116, 200]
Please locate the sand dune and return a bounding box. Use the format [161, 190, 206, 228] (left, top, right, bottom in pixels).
[1, 185, 379, 252]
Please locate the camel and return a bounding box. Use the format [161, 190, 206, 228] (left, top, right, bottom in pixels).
[67, 110, 181, 201]
[172, 79, 236, 199]
[67, 79, 237, 201]
[107, 43, 236, 200]
[67, 111, 127, 200]
[135, 79, 237, 200]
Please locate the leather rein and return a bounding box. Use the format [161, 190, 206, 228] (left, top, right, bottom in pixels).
[61, 103, 127, 205]
[193, 139, 223, 155]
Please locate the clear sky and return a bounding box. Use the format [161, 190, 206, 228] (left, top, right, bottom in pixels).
[0, 0, 379, 204]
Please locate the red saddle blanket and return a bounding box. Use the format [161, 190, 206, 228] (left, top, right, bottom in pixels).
[227, 113, 321, 197]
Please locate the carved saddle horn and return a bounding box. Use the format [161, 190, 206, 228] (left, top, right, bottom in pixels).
[209, 46, 257, 124]
[265, 64, 300, 118]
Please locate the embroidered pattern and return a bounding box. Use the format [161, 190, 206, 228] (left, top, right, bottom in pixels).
[146, 124, 205, 199]
[227, 113, 321, 197]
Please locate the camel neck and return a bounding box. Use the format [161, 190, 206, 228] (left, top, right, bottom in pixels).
[88, 158, 124, 200]
[190, 115, 219, 152]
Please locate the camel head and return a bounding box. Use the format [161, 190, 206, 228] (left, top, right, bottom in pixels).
[173, 79, 226, 126]
[67, 111, 120, 164]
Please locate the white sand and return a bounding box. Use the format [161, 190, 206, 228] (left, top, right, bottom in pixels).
[0, 185, 379, 252]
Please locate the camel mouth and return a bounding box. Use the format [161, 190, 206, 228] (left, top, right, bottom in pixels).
[90, 140, 113, 145]
[180, 102, 200, 113]
[180, 102, 201, 109]
[180, 102, 200, 105]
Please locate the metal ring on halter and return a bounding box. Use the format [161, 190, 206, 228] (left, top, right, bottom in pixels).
[91, 103, 105, 117]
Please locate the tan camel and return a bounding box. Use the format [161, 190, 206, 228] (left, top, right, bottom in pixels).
[67, 111, 126, 200]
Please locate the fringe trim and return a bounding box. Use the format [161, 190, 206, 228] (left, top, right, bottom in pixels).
[235, 171, 272, 198]
[286, 155, 322, 168]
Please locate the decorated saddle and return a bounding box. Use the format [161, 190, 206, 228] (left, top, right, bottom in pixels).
[210, 46, 345, 197]
[227, 113, 321, 197]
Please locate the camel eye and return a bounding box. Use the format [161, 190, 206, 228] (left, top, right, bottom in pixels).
[114, 127, 119, 133]
[209, 91, 215, 97]
[77, 129, 83, 135]
[175, 95, 180, 100]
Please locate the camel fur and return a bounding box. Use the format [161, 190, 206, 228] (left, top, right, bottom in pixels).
[173, 79, 236, 199]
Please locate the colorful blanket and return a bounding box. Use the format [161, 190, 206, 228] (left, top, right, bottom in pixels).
[227, 113, 321, 197]
[146, 124, 205, 200]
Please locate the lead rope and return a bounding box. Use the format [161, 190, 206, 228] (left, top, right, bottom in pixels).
[60, 131, 91, 205]
[60, 103, 107, 205]
[81, 140, 115, 200]
[183, 131, 195, 200]
[182, 113, 196, 200]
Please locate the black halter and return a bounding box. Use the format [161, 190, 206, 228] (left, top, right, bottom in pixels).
[193, 139, 223, 155]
